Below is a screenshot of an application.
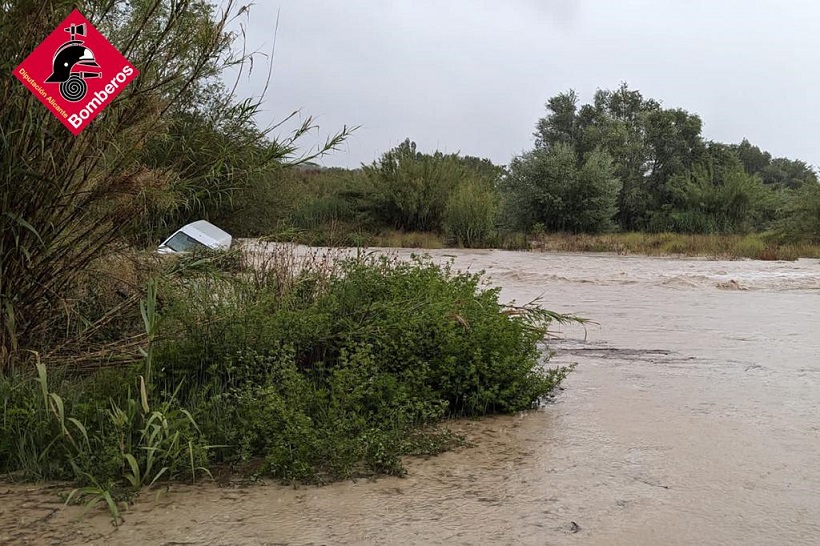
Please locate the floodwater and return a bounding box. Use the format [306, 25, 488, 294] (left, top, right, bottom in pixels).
[2, 248, 819, 545]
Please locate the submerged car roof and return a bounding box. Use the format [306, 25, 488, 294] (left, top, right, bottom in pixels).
[181, 220, 232, 246]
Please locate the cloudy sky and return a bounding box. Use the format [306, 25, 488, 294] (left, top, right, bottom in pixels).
[235, 0, 820, 169]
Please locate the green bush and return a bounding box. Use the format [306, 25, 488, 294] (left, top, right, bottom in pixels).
[291, 195, 359, 230]
[777, 183, 820, 243]
[2, 249, 576, 505]
[444, 180, 498, 247]
[503, 143, 621, 234]
[0, 361, 205, 491]
[151, 249, 574, 479]
[730, 235, 767, 258]
[364, 139, 473, 232]
[215, 168, 373, 238]
[657, 166, 771, 234]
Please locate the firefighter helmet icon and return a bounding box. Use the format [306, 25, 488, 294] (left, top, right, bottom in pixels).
[44, 23, 101, 102]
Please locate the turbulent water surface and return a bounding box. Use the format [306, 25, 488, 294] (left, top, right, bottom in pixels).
[3, 248, 819, 545]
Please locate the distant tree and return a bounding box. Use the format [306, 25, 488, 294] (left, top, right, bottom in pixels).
[363, 140, 504, 233]
[703, 142, 745, 173]
[364, 139, 471, 232]
[516, 84, 818, 238]
[644, 108, 705, 188]
[657, 162, 769, 234]
[534, 90, 579, 149]
[778, 181, 820, 242]
[760, 157, 817, 189]
[503, 143, 620, 233]
[534, 83, 704, 230]
[734, 139, 772, 175]
[458, 155, 506, 184]
[444, 179, 498, 248]
[731, 139, 816, 189]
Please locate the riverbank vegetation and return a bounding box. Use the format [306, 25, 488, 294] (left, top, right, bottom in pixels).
[1, 0, 575, 525]
[528, 232, 820, 261]
[213, 86, 820, 258]
[1, 247, 574, 523]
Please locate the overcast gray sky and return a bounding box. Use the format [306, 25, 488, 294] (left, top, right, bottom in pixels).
[235, 0, 820, 169]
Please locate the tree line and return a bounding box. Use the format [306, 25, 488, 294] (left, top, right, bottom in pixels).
[510, 83, 818, 237]
[218, 85, 820, 248]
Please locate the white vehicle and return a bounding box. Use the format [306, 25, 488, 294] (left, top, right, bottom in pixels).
[157, 220, 232, 254]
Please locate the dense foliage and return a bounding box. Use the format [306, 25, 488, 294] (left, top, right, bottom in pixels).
[216, 139, 504, 248]
[0, 0, 347, 372]
[515, 83, 818, 236]
[214, 85, 819, 251]
[502, 143, 620, 233]
[1, 248, 573, 518]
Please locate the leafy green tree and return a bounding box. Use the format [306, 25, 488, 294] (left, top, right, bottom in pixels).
[760, 157, 817, 189]
[503, 143, 620, 233]
[732, 139, 816, 189]
[657, 163, 769, 233]
[523, 84, 818, 238]
[366, 139, 453, 231]
[534, 90, 579, 149]
[458, 155, 507, 185]
[734, 139, 772, 175]
[444, 179, 497, 247]
[778, 182, 820, 242]
[365, 139, 474, 232]
[702, 142, 745, 174]
[644, 108, 705, 189]
[534, 84, 704, 230]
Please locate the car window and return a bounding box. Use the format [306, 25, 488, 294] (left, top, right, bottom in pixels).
[164, 231, 206, 252]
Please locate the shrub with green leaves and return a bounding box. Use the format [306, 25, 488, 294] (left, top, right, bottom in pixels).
[444, 180, 498, 247]
[0, 360, 206, 490]
[363, 139, 474, 232]
[2, 248, 577, 514]
[777, 182, 820, 243]
[503, 143, 621, 234]
[150, 248, 576, 480]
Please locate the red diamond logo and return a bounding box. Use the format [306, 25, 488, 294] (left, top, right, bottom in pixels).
[13, 9, 139, 135]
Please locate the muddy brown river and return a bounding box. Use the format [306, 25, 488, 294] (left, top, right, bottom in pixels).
[2, 249, 819, 545]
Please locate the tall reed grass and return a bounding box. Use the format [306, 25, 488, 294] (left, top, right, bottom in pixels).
[0, 1, 350, 374]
